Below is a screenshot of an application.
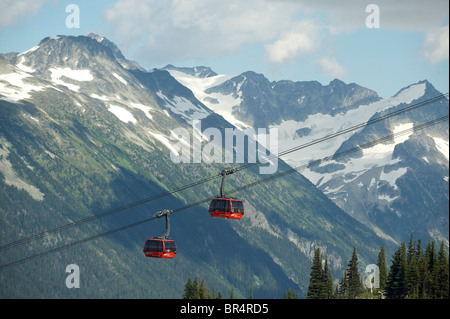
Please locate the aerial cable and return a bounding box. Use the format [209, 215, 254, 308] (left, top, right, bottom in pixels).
[0, 114, 447, 271]
[236, 92, 449, 172]
[230, 115, 449, 195]
[0, 93, 447, 252]
[0, 173, 220, 252]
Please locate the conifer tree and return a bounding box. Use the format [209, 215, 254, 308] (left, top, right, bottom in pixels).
[425, 239, 437, 272]
[192, 277, 200, 299]
[323, 255, 334, 299]
[406, 235, 419, 298]
[183, 277, 194, 299]
[307, 248, 325, 299]
[425, 239, 438, 298]
[377, 246, 388, 292]
[334, 283, 339, 299]
[199, 278, 208, 299]
[435, 242, 449, 299]
[284, 289, 298, 299]
[387, 242, 407, 299]
[338, 270, 348, 298]
[416, 240, 429, 299]
[346, 246, 363, 298]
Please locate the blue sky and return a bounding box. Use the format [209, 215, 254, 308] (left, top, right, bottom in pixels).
[0, 0, 448, 98]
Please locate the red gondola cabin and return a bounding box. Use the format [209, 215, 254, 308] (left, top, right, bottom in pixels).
[209, 198, 244, 220]
[143, 238, 177, 259]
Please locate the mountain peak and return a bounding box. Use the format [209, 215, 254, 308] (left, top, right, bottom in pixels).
[36, 35, 116, 59]
[417, 79, 443, 94]
[163, 64, 217, 78]
[391, 79, 444, 103]
[87, 33, 126, 60]
[328, 78, 347, 88]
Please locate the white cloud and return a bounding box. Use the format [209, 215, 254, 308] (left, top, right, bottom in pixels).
[103, 0, 152, 42]
[103, 0, 449, 69]
[317, 57, 346, 79]
[265, 21, 320, 64]
[104, 0, 311, 63]
[0, 0, 51, 30]
[422, 26, 449, 64]
[278, 0, 449, 32]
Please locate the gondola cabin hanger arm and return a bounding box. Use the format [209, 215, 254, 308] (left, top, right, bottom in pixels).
[209, 169, 244, 220]
[143, 210, 177, 259]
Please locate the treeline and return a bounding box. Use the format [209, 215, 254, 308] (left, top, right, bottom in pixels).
[307, 235, 449, 299]
[180, 236, 448, 300]
[182, 276, 303, 299]
[182, 276, 246, 299]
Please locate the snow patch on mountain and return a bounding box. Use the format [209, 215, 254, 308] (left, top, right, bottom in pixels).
[18, 45, 40, 56]
[393, 123, 414, 144]
[204, 91, 248, 128]
[0, 71, 44, 102]
[16, 56, 35, 73]
[90, 94, 109, 101]
[304, 122, 413, 188]
[433, 137, 449, 161]
[379, 167, 408, 190]
[167, 69, 235, 93]
[272, 84, 425, 171]
[112, 72, 127, 85]
[108, 104, 136, 124]
[156, 90, 210, 122]
[392, 82, 426, 104]
[166, 69, 249, 127]
[49, 68, 94, 82]
[49, 67, 93, 92]
[149, 132, 178, 155]
[130, 102, 153, 120]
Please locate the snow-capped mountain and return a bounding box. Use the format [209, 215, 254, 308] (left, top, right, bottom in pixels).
[167, 67, 449, 244]
[1, 34, 388, 298]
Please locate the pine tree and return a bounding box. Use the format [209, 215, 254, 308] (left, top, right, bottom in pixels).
[425, 239, 438, 298]
[387, 242, 407, 299]
[284, 289, 298, 299]
[249, 287, 253, 299]
[199, 278, 208, 299]
[183, 277, 194, 299]
[323, 255, 334, 299]
[377, 246, 388, 293]
[425, 239, 437, 272]
[435, 242, 449, 299]
[406, 235, 419, 298]
[338, 270, 349, 298]
[346, 246, 363, 298]
[416, 240, 429, 299]
[307, 248, 325, 299]
[192, 277, 200, 299]
[230, 286, 234, 299]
